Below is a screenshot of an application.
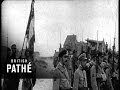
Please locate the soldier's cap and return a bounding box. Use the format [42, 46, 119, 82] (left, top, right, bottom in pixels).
[78, 53, 87, 61]
[58, 49, 68, 58]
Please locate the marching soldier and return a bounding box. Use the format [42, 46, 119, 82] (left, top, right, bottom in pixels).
[53, 50, 72, 90]
[73, 53, 88, 90]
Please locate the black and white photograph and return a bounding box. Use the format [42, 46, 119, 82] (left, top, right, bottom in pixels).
[1, 0, 119, 90]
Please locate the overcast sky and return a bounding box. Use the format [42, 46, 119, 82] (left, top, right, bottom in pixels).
[2, 0, 118, 57]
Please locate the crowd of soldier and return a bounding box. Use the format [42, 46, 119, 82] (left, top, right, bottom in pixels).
[53, 49, 119, 90]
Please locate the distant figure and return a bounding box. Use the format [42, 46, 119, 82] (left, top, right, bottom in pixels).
[2, 46, 20, 90]
[11, 44, 19, 58]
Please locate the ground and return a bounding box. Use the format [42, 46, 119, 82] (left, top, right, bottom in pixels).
[33, 79, 53, 90]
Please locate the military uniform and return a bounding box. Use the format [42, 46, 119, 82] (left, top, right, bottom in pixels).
[90, 65, 98, 90]
[96, 63, 107, 90]
[73, 64, 88, 90]
[53, 62, 71, 90]
[105, 67, 114, 90]
[85, 60, 97, 90]
[66, 56, 74, 86]
[73, 53, 88, 90]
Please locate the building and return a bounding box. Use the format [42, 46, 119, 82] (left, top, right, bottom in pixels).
[76, 41, 88, 56]
[63, 34, 77, 51]
[56, 35, 106, 58]
[63, 34, 88, 56]
[86, 38, 106, 53]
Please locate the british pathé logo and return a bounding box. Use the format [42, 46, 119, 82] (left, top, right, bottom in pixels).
[7, 59, 32, 73]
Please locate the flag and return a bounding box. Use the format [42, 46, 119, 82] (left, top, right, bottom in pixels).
[25, 0, 35, 54]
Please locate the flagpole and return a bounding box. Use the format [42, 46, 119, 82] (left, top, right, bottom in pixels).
[20, 35, 26, 58]
[7, 29, 8, 48]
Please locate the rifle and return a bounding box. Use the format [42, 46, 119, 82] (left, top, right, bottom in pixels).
[112, 37, 115, 76]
